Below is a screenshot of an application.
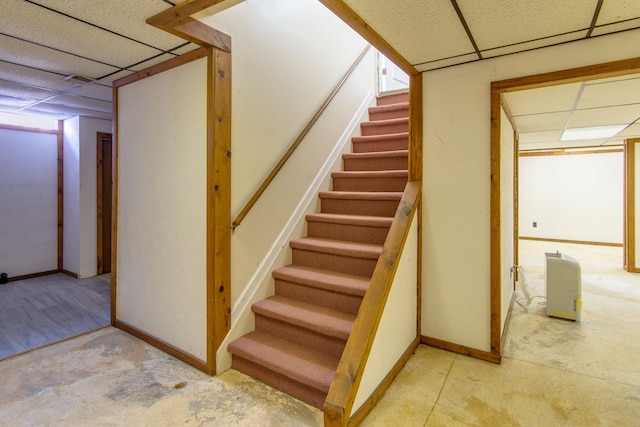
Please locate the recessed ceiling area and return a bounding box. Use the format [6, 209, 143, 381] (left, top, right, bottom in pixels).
[503, 74, 640, 150]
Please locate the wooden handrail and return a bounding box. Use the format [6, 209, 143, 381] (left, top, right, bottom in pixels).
[231, 45, 372, 230]
[323, 180, 422, 427]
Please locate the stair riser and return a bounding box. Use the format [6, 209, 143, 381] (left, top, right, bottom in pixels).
[292, 248, 378, 277]
[343, 156, 408, 171]
[255, 315, 347, 359]
[361, 122, 408, 136]
[275, 279, 363, 315]
[320, 198, 400, 217]
[332, 176, 407, 192]
[369, 108, 409, 121]
[307, 221, 390, 245]
[352, 139, 407, 153]
[377, 94, 409, 106]
[232, 356, 327, 410]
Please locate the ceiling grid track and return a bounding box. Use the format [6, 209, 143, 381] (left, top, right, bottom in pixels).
[449, 0, 483, 60]
[586, 0, 604, 38]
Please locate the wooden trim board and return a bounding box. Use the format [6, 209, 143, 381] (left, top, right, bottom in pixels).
[520, 236, 623, 247]
[421, 335, 501, 364]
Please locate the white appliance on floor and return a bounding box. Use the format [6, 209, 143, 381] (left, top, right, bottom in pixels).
[545, 252, 582, 321]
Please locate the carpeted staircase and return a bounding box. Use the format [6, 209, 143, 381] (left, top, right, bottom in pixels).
[228, 92, 409, 409]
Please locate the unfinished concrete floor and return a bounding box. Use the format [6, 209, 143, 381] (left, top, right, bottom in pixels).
[0, 240, 638, 426]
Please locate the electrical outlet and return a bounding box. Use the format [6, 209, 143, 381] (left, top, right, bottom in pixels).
[533, 222, 537, 228]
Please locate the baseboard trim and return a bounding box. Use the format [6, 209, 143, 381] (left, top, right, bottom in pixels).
[5, 269, 60, 283]
[114, 320, 208, 374]
[519, 236, 623, 247]
[421, 335, 500, 364]
[61, 269, 79, 279]
[349, 337, 420, 425]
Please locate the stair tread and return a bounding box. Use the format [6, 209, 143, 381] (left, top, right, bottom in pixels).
[254, 295, 355, 340]
[229, 331, 338, 392]
[273, 265, 369, 297]
[332, 170, 408, 178]
[352, 132, 408, 143]
[343, 150, 408, 159]
[369, 102, 409, 113]
[318, 191, 403, 200]
[361, 117, 408, 127]
[306, 213, 393, 227]
[290, 237, 382, 259]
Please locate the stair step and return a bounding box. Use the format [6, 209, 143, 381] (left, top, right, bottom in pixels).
[352, 132, 408, 153]
[229, 331, 338, 409]
[361, 117, 408, 136]
[332, 170, 408, 192]
[274, 264, 368, 298]
[319, 191, 402, 217]
[307, 213, 392, 244]
[253, 296, 355, 358]
[377, 92, 409, 106]
[369, 102, 409, 121]
[343, 149, 408, 171]
[290, 237, 382, 277]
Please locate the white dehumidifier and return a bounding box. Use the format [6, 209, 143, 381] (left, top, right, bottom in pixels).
[545, 252, 582, 321]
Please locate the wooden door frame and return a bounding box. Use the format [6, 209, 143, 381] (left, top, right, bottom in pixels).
[491, 56, 640, 359]
[625, 138, 640, 272]
[96, 132, 112, 275]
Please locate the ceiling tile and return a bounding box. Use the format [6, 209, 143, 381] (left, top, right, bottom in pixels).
[482, 30, 588, 58]
[27, 0, 190, 52]
[505, 83, 582, 116]
[579, 76, 640, 109]
[414, 53, 479, 72]
[344, 0, 474, 66]
[568, 104, 640, 128]
[518, 130, 564, 144]
[0, 35, 119, 81]
[592, 17, 640, 36]
[45, 93, 112, 114]
[617, 123, 640, 139]
[514, 111, 570, 132]
[458, 0, 595, 51]
[597, 0, 640, 25]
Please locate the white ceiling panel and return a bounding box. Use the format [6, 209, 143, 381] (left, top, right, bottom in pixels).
[482, 30, 589, 59]
[0, 1, 163, 70]
[31, 0, 190, 52]
[518, 130, 564, 144]
[344, 0, 474, 66]
[0, 35, 119, 81]
[597, 0, 640, 25]
[591, 17, 640, 37]
[568, 104, 640, 128]
[72, 84, 112, 102]
[45, 93, 112, 114]
[617, 123, 640, 139]
[505, 83, 581, 116]
[578, 77, 640, 109]
[514, 111, 570, 132]
[458, 0, 595, 51]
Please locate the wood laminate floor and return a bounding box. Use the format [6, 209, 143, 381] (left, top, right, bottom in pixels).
[0, 272, 110, 360]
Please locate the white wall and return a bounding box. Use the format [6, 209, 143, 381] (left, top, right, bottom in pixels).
[63, 116, 112, 278]
[0, 128, 58, 277]
[199, 0, 370, 306]
[422, 28, 640, 352]
[519, 152, 623, 244]
[117, 57, 208, 361]
[500, 108, 515, 332]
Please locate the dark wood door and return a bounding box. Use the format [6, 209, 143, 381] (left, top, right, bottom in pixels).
[97, 133, 113, 274]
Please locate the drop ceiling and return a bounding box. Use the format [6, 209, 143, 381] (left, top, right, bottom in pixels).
[1, 0, 640, 145]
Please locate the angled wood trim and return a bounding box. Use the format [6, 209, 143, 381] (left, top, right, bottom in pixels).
[57, 120, 63, 271]
[207, 47, 232, 375]
[318, 0, 417, 77]
[489, 87, 502, 358]
[421, 335, 501, 364]
[147, 1, 231, 52]
[114, 47, 209, 88]
[324, 181, 421, 427]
